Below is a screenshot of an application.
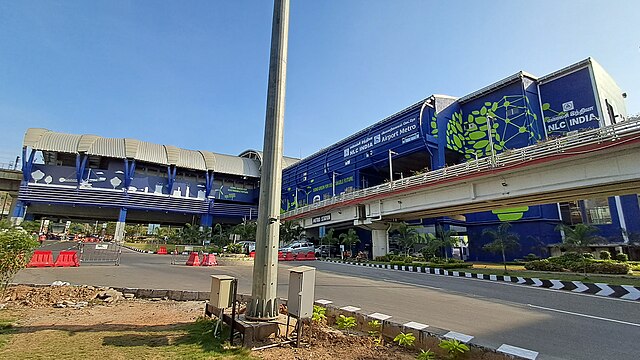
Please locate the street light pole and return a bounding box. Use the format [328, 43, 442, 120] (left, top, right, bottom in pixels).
[332, 171, 341, 197]
[388, 150, 398, 183]
[486, 115, 495, 166]
[247, 0, 290, 321]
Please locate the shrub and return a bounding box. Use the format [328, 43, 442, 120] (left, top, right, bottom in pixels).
[582, 252, 594, 259]
[393, 332, 416, 348]
[524, 259, 565, 272]
[426, 262, 473, 269]
[524, 253, 539, 262]
[390, 260, 406, 267]
[312, 305, 326, 323]
[374, 255, 390, 262]
[439, 339, 470, 359]
[367, 320, 381, 337]
[615, 252, 629, 262]
[336, 315, 356, 334]
[0, 226, 39, 294]
[585, 261, 630, 274]
[417, 349, 436, 360]
[599, 251, 611, 260]
[225, 243, 244, 254]
[404, 256, 415, 264]
[446, 258, 465, 264]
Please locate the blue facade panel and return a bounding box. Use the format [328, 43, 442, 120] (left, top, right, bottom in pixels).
[539, 67, 601, 136]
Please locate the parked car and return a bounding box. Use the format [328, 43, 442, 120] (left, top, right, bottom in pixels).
[235, 241, 256, 254]
[315, 245, 331, 258]
[279, 241, 314, 255]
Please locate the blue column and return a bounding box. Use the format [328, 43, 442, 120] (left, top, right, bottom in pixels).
[21, 147, 35, 184]
[75, 153, 88, 186]
[204, 171, 214, 198]
[10, 200, 27, 225]
[123, 159, 136, 190]
[200, 214, 213, 227]
[114, 208, 128, 242]
[167, 165, 177, 195]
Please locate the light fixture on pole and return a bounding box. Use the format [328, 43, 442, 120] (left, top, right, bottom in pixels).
[388, 150, 398, 182]
[332, 171, 341, 197]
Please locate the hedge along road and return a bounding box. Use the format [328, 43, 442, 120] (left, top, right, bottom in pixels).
[14, 247, 640, 360]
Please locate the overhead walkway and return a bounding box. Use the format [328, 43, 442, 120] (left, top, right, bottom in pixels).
[282, 119, 640, 255]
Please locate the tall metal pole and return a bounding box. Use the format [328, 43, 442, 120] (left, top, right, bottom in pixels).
[487, 116, 495, 166]
[247, 0, 290, 320]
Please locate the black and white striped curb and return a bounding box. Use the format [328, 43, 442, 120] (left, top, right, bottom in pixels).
[324, 259, 640, 301]
[314, 298, 539, 359]
[121, 245, 155, 254]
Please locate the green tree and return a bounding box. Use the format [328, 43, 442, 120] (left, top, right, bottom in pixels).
[391, 222, 420, 256]
[435, 225, 458, 261]
[179, 223, 205, 245]
[211, 223, 229, 247]
[68, 222, 85, 236]
[555, 223, 601, 276]
[320, 228, 339, 257]
[0, 225, 39, 295]
[279, 220, 304, 244]
[482, 223, 521, 273]
[339, 228, 360, 257]
[231, 221, 257, 242]
[153, 226, 179, 244]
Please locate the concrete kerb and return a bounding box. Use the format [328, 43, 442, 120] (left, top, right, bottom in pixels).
[314, 300, 527, 360]
[14, 283, 534, 357]
[325, 259, 640, 301]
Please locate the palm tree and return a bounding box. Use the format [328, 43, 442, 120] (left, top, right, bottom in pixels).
[231, 221, 257, 242]
[435, 225, 458, 261]
[280, 220, 304, 245]
[320, 228, 339, 257]
[482, 223, 521, 273]
[555, 223, 601, 276]
[339, 228, 360, 258]
[391, 222, 420, 256]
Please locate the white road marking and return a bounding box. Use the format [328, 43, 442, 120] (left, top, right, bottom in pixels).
[572, 281, 589, 292]
[595, 283, 615, 296]
[531, 278, 543, 287]
[527, 304, 640, 327]
[621, 285, 640, 300]
[550, 280, 564, 289]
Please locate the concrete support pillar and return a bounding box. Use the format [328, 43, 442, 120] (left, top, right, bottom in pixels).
[371, 228, 390, 259]
[354, 220, 391, 258]
[114, 208, 127, 243]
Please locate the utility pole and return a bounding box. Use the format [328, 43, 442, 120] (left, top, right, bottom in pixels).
[247, 0, 290, 320]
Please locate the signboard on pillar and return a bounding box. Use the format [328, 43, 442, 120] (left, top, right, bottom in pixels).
[319, 226, 326, 238]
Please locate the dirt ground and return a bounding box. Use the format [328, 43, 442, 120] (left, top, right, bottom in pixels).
[0, 285, 503, 359]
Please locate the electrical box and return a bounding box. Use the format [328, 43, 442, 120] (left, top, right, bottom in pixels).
[287, 266, 316, 319]
[210, 275, 235, 309]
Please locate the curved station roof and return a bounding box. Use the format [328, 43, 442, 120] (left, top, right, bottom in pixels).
[23, 128, 268, 178]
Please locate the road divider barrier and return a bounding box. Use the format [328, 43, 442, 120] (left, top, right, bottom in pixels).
[54, 251, 80, 267]
[27, 250, 55, 267]
[200, 253, 218, 266]
[185, 252, 200, 266]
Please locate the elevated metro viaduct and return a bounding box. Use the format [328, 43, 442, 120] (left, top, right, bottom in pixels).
[12, 128, 298, 241]
[280, 57, 638, 261]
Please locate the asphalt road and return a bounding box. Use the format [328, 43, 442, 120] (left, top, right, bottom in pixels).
[14, 244, 640, 360]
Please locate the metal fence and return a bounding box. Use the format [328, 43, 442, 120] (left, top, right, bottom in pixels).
[282, 118, 640, 219]
[79, 241, 121, 266]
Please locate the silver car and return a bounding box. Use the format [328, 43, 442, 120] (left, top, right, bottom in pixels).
[279, 241, 314, 255]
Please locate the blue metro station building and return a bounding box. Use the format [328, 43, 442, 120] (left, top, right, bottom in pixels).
[13, 58, 639, 260]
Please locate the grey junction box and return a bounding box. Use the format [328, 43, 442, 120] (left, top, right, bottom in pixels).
[287, 266, 316, 319]
[210, 275, 235, 309]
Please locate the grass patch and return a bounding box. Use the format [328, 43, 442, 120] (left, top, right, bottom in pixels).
[0, 317, 17, 349]
[0, 317, 254, 359]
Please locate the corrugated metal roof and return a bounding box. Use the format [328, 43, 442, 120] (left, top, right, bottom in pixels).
[77, 134, 100, 152]
[199, 151, 216, 171]
[458, 71, 538, 104]
[216, 153, 260, 177]
[87, 137, 126, 158]
[239, 149, 300, 169]
[22, 128, 261, 177]
[135, 141, 167, 165]
[177, 149, 206, 171]
[164, 145, 180, 165]
[36, 132, 82, 154]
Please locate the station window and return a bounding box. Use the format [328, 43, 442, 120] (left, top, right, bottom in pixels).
[559, 201, 583, 225]
[583, 198, 612, 225]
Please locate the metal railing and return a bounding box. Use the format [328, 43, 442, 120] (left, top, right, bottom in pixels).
[282, 118, 640, 219]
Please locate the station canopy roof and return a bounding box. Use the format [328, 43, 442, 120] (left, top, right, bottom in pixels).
[23, 128, 262, 178]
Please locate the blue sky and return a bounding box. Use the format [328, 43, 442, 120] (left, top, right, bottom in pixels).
[1, 0, 639, 166]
